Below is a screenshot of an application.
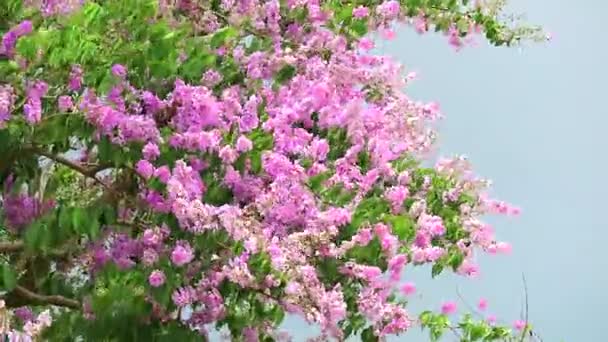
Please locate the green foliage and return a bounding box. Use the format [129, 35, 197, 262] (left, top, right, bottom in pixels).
[1, 262, 17, 291]
[420, 310, 450, 341]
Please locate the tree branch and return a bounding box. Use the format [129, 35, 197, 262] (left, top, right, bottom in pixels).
[0, 241, 24, 253]
[12, 285, 80, 309]
[27, 146, 105, 178]
[23, 145, 115, 195]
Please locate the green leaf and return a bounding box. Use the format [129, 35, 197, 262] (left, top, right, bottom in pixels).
[448, 251, 465, 271]
[274, 64, 297, 84]
[1, 263, 17, 291]
[386, 215, 414, 240]
[336, 5, 354, 23]
[419, 310, 433, 326]
[309, 173, 332, 192]
[361, 326, 378, 342]
[469, 323, 489, 340]
[59, 207, 73, 231]
[271, 306, 285, 325]
[210, 26, 238, 48]
[71, 207, 87, 234]
[24, 220, 47, 251]
[350, 20, 368, 37]
[431, 262, 445, 278]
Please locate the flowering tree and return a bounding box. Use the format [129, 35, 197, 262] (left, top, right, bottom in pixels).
[0, 0, 547, 341]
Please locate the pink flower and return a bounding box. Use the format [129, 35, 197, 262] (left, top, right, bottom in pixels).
[358, 38, 374, 51]
[236, 135, 253, 152]
[354, 228, 373, 245]
[477, 298, 488, 311]
[135, 159, 155, 179]
[441, 301, 457, 315]
[513, 320, 527, 331]
[111, 64, 127, 78]
[148, 270, 166, 287]
[425, 246, 445, 262]
[496, 242, 512, 254]
[414, 15, 427, 34]
[388, 254, 407, 281]
[142, 249, 159, 266]
[360, 266, 382, 282]
[447, 26, 463, 50]
[382, 28, 396, 40]
[171, 243, 194, 266]
[58, 96, 73, 112]
[411, 248, 426, 263]
[172, 286, 196, 307]
[400, 282, 416, 296]
[69, 65, 83, 91]
[219, 145, 238, 164]
[155, 165, 171, 183]
[243, 327, 258, 342]
[421, 215, 445, 236]
[143, 142, 160, 161]
[14, 20, 33, 36]
[486, 315, 497, 325]
[385, 186, 408, 213]
[377, 0, 400, 19]
[352, 6, 369, 18]
[310, 138, 330, 161]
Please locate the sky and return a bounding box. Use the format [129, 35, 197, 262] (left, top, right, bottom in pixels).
[282, 0, 608, 341]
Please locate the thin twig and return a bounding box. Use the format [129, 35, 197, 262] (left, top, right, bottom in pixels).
[456, 286, 485, 320]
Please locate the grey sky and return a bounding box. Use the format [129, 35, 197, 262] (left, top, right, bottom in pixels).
[283, 0, 607, 341]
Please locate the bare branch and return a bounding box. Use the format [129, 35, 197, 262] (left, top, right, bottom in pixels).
[23, 145, 116, 196]
[12, 285, 80, 309]
[0, 241, 24, 253]
[28, 146, 104, 178]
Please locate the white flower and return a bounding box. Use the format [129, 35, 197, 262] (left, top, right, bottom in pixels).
[37, 310, 52, 327]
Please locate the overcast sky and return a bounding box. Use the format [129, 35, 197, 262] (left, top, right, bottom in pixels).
[283, 0, 608, 341]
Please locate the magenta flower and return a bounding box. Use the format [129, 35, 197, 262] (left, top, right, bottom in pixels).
[352, 6, 369, 18]
[377, 0, 400, 19]
[14, 306, 34, 322]
[143, 142, 160, 161]
[441, 301, 457, 315]
[154, 165, 171, 183]
[400, 282, 416, 296]
[142, 249, 159, 266]
[478, 298, 488, 311]
[513, 320, 527, 331]
[148, 270, 166, 287]
[358, 38, 374, 51]
[171, 243, 194, 266]
[14, 20, 33, 36]
[0, 85, 14, 127]
[172, 286, 196, 307]
[58, 95, 73, 112]
[235, 135, 253, 152]
[111, 64, 127, 78]
[69, 65, 83, 91]
[135, 159, 155, 179]
[387, 254, 407, 281]
[496, 242, 512, 254]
